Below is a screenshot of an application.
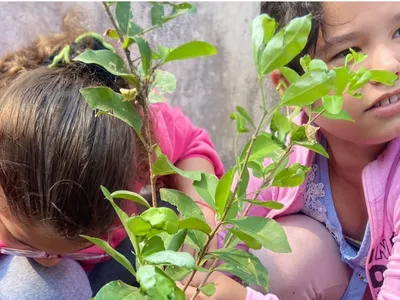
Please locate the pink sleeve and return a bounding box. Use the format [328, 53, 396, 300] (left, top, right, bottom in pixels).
[150, 103, 224, 178]
[378, 208, 400, 298]
[246, 288, 279, 300]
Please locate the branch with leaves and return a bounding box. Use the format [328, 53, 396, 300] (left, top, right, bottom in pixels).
[67, 3, 397, 299]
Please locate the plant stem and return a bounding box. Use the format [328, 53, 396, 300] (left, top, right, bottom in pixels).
[138, 24, 163, 37]
[102, 2, 135, 74]
[189, 145, 295, 299]
[310, 108, 325, 124]
[259, 77, 267, 110]
[185, 109, 268, 294]
[142, 87, 158, 208]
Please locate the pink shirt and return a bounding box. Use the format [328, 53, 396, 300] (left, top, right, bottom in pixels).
[228, 112, 400, 300]
[79, 102, 225, 270]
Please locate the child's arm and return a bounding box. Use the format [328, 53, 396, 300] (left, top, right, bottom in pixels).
[152, 102, 224, 250]
[168, 157, 218, 251]
[181, 271, 279, 300]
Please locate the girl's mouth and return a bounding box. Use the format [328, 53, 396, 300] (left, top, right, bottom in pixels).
[371, 93, 400, 108]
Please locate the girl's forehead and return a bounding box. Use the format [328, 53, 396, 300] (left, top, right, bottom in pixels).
[322, 2, 400, 26]
[316, 2, 400, 53]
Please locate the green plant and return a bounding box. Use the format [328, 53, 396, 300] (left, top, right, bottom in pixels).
[64, 3, 396, 299]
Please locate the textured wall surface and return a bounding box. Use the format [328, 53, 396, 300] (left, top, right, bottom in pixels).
[0, 2, 278, 168]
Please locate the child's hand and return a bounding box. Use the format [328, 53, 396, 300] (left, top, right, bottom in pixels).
[179, 271, 247, 300]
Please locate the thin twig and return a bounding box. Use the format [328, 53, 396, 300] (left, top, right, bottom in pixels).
[184, 110, 268, 293]
[102, 2, 135, 74]
[188, 145, 294, 299]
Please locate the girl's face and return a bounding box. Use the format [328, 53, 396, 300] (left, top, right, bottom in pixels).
[0, 187, 92, 267]
[312, 2, 400, 145]
[0, 213, 90, 267]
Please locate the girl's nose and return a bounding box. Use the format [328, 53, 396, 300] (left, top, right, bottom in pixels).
[369, 45, 400, 83]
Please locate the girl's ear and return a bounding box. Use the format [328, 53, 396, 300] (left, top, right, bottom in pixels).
[270, 70, 289, 96]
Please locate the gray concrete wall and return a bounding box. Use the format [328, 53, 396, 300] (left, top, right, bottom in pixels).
[0, 2, 278, 168]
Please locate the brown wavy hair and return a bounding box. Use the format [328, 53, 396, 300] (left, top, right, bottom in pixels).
[0, 11, 154, 238]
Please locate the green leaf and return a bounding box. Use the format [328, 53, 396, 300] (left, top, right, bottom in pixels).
[137, 265, 156, 291]
[350, 48, 367, 64]
[73, 49, 140, 88]
[163, 41, 217, 63]
[151, 3, 165, 25]
[142, 236, 165, 257]
[144, 250, 195, 269]
[281, 70, 336, 106]
[141, 207, 179, 234]
[313, 106, 354, 122]
[127, 216, 153, 238]
[229, 228, 262, 250]
[132, 36, 152, 76]
[127, 22, 144, 37]
[210, 248, 269, 289]
[193, 173, 218, 210]
[167, 229, 187, 251]
[349, 67, 372, 91]
[159, 189, 204, 220]
[152, 154, 201, 181]
[333, 66, 349, 95]
[236, 105, 255, 128]
[251, 14, 277, 68]
[94, 281, 145, 300]
[261, 14, 311, 75]
[157, 46, 173, 61]
[215, 167, 235, 220]
[179, 218, 211, 235]
[137, 266, 176, 300]
[240, 132, 281, 163]
[115, 2, 132, 34]
[230, 112, 249, 133]
[229, 217, 291, 253]
[163, 3, 196, 23]
[293, 140, 329, 158]
[199, 283, 216, 297]
[149, 70, 176, 103]
[174, 287, 185, 300]
[160, 189, 206, 250]
[100, 186, 129, 224]
[104, 28, 119, 39]
[80, 87, 142, 136]
[279, 66, 300, 84]
[309, 59, 328, 71]
[186, 229, 207, 250]
[300, 54, 311, 73]
[243, 199, 284, 210]
[81, 235, 136, 276]
[370, 70, 398, 86]
[345, 53, 353, 67]
[271, 110, 291, 140]
[348, 91, 363, 99]
[322, 95, 343, 115]
[164, 265, 191, 281]
[272, 163, 309, 187]
[111, 190, 150, 208]
[238, 166, 250, 199]
[247, 161, 264, 178]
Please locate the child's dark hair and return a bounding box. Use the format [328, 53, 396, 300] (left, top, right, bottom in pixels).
[0, 13, 151, 240]
[260, 2, 324, 74]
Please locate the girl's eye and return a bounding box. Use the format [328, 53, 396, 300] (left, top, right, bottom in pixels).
[331, 47, 361, 61]
[393, 28, 400, 38]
